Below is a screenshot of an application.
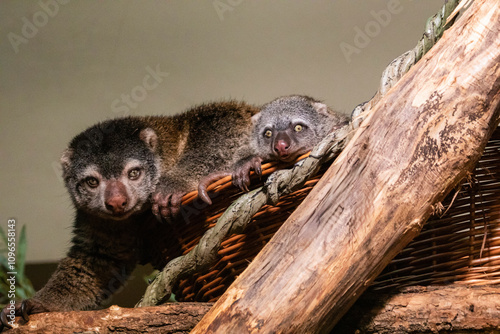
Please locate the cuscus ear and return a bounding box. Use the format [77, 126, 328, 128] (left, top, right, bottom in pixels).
[312, 102, 330, 116]
[251, 112, 262, 125]
[139, 128, 158, 151]
[60, 148, 74, 177]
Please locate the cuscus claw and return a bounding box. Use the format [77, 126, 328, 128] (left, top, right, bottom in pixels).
[151, 189, 187, 222]
[252, 157, 263, 177]
[232, 156, 263, 192]
[169, 193, 184, 217]
[21, 300, 30, 322]
[0, 308, 12, 330]
[198, 171, 232, 205]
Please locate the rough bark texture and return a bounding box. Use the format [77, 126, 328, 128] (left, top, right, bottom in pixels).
[3, 303, 212, 333]
[6, 286, 500, 333]
[335, 285, 500, 334]
[191, 0, 500, 333]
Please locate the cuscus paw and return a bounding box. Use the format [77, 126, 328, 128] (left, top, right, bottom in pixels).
[232, 156, 263, 192]
[151, 190, 186, 222]
[0, 299, 46, 331]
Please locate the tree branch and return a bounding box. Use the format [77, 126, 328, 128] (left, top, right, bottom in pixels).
[7, 285, 500, 333]
[4, 303, 212, 334]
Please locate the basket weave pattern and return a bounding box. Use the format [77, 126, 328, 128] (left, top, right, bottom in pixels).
[372, 128, 500, 290]
[171, 128, 500, 302]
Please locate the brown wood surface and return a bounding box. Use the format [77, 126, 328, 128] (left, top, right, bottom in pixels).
[7, 286, 500, 333]
[336, 285, 500, 333]
[6, 285, 500, 333]
[3, 303, 212, 334]
[191, 0, 500, 333]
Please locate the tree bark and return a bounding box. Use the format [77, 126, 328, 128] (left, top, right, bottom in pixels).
[335, 286, 500, 334]
[191, 1, 500, 333]
[4, 303, 212, 334]
[6, 286, 500, 333]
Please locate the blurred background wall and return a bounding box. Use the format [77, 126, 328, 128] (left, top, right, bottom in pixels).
[0, 0, 443, 304]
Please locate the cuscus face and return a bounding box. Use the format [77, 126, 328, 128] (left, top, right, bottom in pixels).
[255, 115, 318, 162]
[61, 118, 160, 220]
[253, 95, 345, 162]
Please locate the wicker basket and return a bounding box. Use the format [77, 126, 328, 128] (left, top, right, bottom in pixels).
[169, 127, 500, 302]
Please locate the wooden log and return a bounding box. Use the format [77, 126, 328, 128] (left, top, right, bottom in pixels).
[335, 286, 500, 334]
[3, 303, 212, 333]
[191, 1, 500, 333]
[5, 285, 500, 333]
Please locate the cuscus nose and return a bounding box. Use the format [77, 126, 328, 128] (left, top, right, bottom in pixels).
[105, 181, 128, 214]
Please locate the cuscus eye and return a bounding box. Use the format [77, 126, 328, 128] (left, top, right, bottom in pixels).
[128, 168, 142, 180]
[264, 130, 273, 138]
[86, 177, 99, 188]
[294, 124, 303, 132]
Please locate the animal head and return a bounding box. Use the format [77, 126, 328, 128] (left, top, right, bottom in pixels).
[253, 95, 348, 162]
[61, 118, 161, 220]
